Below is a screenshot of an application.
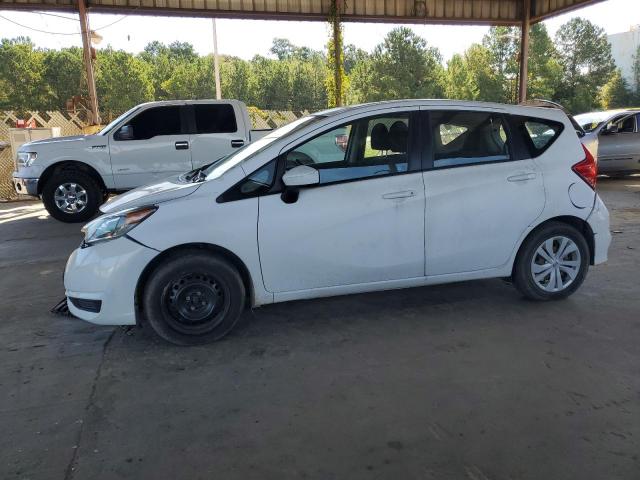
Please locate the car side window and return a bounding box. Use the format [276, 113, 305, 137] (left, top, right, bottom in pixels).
[431, 111, 510, 168]
[284, 114, 410, 185]
[194, 104, 238, 134]
[218, 159, 277, 202]
[617, 114, 636, 133]
[117, 106, 182, 140]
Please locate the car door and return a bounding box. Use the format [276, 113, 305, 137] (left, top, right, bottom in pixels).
[257, 110, 426, 293]
[188, 103, 249, 169]
[422, 109, 545, 276]
[597, 113, 640, 172]
[109, 105, 192, 189]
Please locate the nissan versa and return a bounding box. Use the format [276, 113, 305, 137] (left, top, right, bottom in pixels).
[64, 100, 611, 345]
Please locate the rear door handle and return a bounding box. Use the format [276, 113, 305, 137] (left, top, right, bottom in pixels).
[507, 172, 536, 182]
[231, 139, 245, 148]
[175, 141, 189, 150]
[382, 190, 416, 199]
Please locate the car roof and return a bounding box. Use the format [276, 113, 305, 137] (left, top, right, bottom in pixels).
[314, 99, 568, 121]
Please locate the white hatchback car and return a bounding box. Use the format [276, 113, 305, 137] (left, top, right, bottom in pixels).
[64, 100, 611, 345]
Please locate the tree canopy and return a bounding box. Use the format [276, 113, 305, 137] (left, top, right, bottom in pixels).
[0, 19, 635, 117]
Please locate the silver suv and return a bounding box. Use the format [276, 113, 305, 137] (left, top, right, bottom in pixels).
[577, 109, 640, 176]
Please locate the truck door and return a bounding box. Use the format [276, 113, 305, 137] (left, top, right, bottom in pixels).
[188, 103, 250, 169]
[108, 105, 192, 189]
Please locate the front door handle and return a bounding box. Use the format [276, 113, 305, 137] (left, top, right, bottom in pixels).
[507, 172, 536, 182]
[175, 141, 189, 150]
[231, 139, 245, 148]
[382, 190, 416, 199]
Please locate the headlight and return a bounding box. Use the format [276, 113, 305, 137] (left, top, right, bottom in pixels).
[81, 206, 157, 246]
[17, 152, 37, 167]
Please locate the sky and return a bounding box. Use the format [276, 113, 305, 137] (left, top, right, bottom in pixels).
[0, 0, 638, 61]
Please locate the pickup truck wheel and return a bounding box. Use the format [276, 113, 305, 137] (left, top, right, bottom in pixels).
[42, 171, 101, 223]
[142, 252, 246, 346]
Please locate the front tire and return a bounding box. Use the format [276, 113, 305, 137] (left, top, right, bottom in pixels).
[142, 252, 246, 346]
[42, 170, 102, 223]
[513, 222, 589, 301]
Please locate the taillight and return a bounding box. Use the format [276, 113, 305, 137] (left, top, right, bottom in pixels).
[572, 145, 597, 190]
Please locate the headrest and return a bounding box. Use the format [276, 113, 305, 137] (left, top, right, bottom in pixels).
[370, 123, 390, 150]
[388, 121, 408, 153]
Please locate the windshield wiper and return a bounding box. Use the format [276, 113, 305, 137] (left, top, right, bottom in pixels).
[182, 155, 229, 183]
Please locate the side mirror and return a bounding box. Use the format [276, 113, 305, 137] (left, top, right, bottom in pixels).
[282, 165, 319, 188]
[115, 124, 134, 140]
[601, 124, 618, 135]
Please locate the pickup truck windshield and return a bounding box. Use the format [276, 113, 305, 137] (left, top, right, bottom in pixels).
[205, 115, 325, 180]
[98, 105, 142, 136]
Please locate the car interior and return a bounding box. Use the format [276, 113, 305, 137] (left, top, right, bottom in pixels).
[286, 116, 410, 184]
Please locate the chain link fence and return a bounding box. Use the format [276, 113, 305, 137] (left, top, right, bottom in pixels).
[0, 108, 309, 201]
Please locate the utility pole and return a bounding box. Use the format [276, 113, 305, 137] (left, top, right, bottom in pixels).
[78, 0, 100, 124]
[212, 18, 222, 100]
[518, 0, 531, 103]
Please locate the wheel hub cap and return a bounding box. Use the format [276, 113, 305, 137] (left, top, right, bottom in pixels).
[54, 183, 88, 213]
[531, 236, 581, 292]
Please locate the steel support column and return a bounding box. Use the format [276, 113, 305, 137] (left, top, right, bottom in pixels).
[78, 0, 100, 124]
[518, 0, 531, 103]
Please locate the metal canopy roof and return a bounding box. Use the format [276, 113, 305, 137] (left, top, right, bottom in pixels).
[0, 0, 605, 25]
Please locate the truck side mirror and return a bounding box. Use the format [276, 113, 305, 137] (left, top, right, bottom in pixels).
[116, 125, 134, 140]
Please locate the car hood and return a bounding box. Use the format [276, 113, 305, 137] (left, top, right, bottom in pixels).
[100, 176, 202, 214]
[22, 135, 91, 148]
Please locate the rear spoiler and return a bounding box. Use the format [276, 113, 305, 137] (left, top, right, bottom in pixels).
[519, 99, 585, 138]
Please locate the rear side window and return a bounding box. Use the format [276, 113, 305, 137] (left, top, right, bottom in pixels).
[194, 104, 238, 134]
[430, 111, 510, 168]
[124, 106, 182, 140]
[511, 116, 564, 157]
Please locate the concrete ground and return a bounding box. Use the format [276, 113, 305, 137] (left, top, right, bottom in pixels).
[1, 178, 639, 480]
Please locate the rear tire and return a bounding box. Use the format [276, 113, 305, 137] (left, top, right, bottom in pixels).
[142, 251, 246, 346]
[42, 170, 102, 223]
[513, 222, 589, 301]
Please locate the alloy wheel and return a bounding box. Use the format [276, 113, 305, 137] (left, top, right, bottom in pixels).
[531, 236, 582, 292]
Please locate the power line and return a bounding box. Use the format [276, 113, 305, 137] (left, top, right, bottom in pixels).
[0, 14, 80, 35]
[0, 12, 129, 36]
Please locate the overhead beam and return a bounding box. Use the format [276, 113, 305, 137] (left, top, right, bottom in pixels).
[0, 0, 605, 25]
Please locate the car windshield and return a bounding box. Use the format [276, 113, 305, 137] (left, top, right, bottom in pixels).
[575, 111, 622, 133]
[97, 105, 142, 136]
[204, 115, 325, 179]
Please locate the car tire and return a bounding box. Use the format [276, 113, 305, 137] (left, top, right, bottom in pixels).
[142, 251, 246, 346]
[42, 170, 102, 223]
[513, 222, 589, 301]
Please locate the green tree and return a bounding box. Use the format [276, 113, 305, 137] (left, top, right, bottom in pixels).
[599, 69, 632, 109]
[289, 57, 328, 110]
[445, 44, 503, 102]
[0, 37, 48, 111]
[270, 38, 296, 60]
[348, 27, 444, 103]
[249, 56, 291, 109]
[554, 18, 615, 112]
[220, 57, 252, 102]
[42, 47, 84, 109]
[96, 47, 154, 118]
[162, 56, 215, 99]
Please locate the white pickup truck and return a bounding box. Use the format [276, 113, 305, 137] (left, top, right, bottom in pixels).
[12, 100, 270, 222]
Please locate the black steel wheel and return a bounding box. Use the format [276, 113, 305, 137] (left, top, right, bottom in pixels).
[143, 251, 246, 345]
